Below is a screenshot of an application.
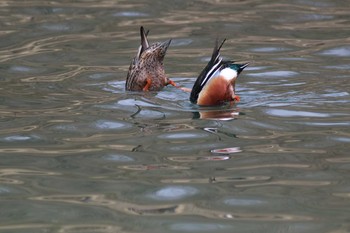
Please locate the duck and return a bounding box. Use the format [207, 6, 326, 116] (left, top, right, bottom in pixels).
[190, 39, 249, 106]
[125, 26, 176, 91]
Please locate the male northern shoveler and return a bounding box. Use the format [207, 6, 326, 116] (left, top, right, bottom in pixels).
[190, 39, 249, 106]
[125, 26, 176, 91]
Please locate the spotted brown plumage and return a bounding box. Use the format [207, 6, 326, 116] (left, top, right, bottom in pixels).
[125, 26, 176, 91]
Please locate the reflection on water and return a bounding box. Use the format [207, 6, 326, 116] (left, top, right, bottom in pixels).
[1, 0, 350, 232]
[193, 108, 240, 120]
[148, 186, 198, 201]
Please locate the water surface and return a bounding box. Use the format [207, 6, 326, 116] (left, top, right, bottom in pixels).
[1, 0, 350, 232]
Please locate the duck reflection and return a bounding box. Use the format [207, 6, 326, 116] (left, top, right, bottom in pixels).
[193, 107, 240, 120]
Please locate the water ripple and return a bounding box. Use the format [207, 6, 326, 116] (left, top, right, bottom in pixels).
[211, 147, 242, 154]
[265, 109, 332, 118]
[161, 176, 271, 184]
[169, 222, 231, 232]
[94, 120, 132, 130]
[167, 156, 231, 162]
[31, 194, 315, 221]
[2, 135, 34, 142]
[235, 180, 332, 188]
[103, 154, 134, 162]
[0, 168, 59, 184]
[56, 224, 122, 233]
[148, 186, 198, 201]
[224, 198, 266, 206]
[1, 0, 349, 231]
[40, 23, 72, 32]
[120, 164, 190, 171]
[246, 71, 299, 78]
[158, 131, 209, 140]
[320, 46, 350, 57]
[113, 11, 148, 17]
[0, 148, 102, 155]
[250, 47, 292, 52]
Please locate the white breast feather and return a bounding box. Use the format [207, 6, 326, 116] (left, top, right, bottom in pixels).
[220, 68, 237, 81]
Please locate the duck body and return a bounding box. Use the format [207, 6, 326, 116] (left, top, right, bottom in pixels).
[125, 26, 175, 91]
[190, 39, 248, 106]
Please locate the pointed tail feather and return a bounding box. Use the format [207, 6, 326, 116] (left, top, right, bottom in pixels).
[139, 26, 150, 56]
[190, 39, 226, 103]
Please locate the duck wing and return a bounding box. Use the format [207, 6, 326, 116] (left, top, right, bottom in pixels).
[190, 39, 226, 103]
